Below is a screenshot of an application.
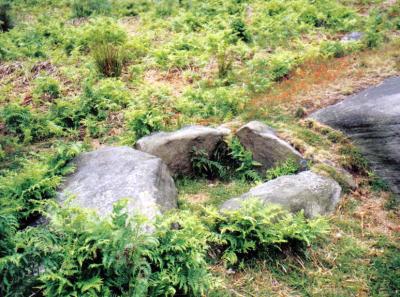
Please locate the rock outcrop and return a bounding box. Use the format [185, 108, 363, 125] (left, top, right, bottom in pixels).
[58, 146, 177, 220]
[135, 125, 230, 175]
[221, 171, 341, 218]
[236, 121, 303, 172]
[311, 77, 400, 196]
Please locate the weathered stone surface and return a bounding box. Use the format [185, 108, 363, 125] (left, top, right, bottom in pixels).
[135, 125, 230, 175]
[221, 171, 341, 218]
[236, 121, 303, 172]
[341, 31, 363, 42]
[58, 146, 177, 220]
[311, 77, 400, 196]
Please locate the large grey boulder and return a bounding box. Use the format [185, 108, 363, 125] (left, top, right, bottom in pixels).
[236, 121, 303, 172]
[58, 146, 177, 220]
[135, 125, 230, 175]
[221, 171, 341, 218]
[311, 77, 400, 196]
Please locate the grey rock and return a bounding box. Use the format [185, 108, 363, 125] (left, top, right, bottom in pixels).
[221, 171, 342, 218]
[311, 77, 400, 196]
[236, 121, 303, 172]
[58, 146, 177, 220]
[341, 32, 363, 42]
[135, 125, 230, 175]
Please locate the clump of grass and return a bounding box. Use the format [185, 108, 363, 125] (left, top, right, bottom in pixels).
[339, 144, 369, 174]
[92, 43, 124, 77]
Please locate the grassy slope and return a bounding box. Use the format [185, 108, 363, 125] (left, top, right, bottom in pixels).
[1, 0, 400, 296]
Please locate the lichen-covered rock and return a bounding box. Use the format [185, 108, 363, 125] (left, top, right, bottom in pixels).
[236, 121, 303, 172]
[58, 146, 177, 220]
[221, 171, 341, 218]
[135, 125, 230, 175]
[311, 77, 400, 197]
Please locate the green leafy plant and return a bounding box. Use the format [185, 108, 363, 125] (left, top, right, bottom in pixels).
[125, 108, 164, 140]
[204, 199, 330, 267]
[269, 52, 298, 81]
[80, 80, 130, 122]
[229, 137, 261, 181]
[320, 41, 346, 58]
[0, 142, 83, 225]
[0, 201, 217, 297]
[1, 200, 155, 297]
[1, 198, 328, 296]
[33, 76, 61, 102]
[230, 18, 252, 43]
[363, 30, 383, 49]
[49, 98, 83, 129]
[150, 210, 216, 296]
[189, 137, 261, 181]
[0, 213, 17, 257]
[0, 104, 62, 143]
[266, 158, 301, 181]
[191, 147, 228, 180]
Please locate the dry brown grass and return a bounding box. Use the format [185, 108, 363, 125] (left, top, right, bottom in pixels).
[249, 40, 400, 117]
[143, 68, 191, 97]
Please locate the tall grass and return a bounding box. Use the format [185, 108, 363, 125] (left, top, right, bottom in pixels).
[92, 43, 124, 77]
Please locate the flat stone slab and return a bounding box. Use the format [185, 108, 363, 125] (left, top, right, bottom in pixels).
[236, 121, 303, 172]
[341, 31, 363, 42]
[311, 77, 400, 196]
[221, 171, 341, 218]
[135, 125, 230, 175]
[58, 146, 177, 220]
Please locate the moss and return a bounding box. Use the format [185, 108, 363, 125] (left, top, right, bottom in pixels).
[312, 163, 355, 193]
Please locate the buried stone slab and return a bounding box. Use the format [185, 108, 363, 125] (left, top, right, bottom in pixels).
[341, 31, 363, 42]
[135, 125, 230, 175]
[236, 121, 304, 173]
[58, 146, 177, 221]
[221, 171, 342, 218]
